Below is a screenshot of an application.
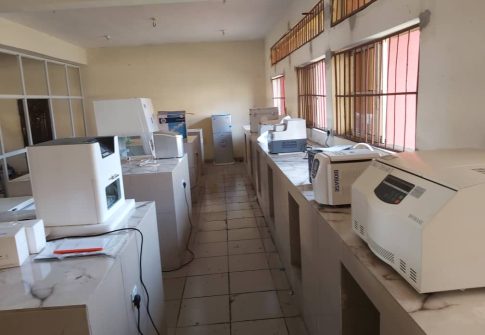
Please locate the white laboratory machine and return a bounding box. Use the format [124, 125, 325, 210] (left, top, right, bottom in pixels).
[268, 118, 307, 154]
[311, 148, 380, 205]
[27, 137, 135, 237]
[94, 98, 158, 157]
[212, 114, 234, 165]
[249, 107, 279, 133]
[352, 149, 485, 293]
[153, 131, 184, 159]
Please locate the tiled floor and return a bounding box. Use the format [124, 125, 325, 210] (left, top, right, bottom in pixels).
[163, 163, 308, 335]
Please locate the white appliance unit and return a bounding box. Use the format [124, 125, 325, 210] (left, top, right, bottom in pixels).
[153, 131, 184, 159]
[352, 149, 485, 293]
[267, 118, 307, 154]
[27, 137, 134, 237]
[311, 149, 379, 205]
[93, 98, 158, 157]
[211, 114, 234, 165]
[249, 107, 279, 133]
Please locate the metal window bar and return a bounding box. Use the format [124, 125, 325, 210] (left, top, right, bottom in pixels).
[333, 26, 420, 151]
[297, 58, 327, 129]
[331, 0, 377, 27]
[271, 76, 286, 115]
[270, 0, 325, 65]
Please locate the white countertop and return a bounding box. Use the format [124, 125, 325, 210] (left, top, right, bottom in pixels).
[0, 202, 154, 311]
[256, 141, 485, 335]
[122, 155, 186, 175]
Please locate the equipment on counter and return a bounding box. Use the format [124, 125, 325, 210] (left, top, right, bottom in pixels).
[158, 111, 187, 139]
[249, 107, 279, 133]
[259, 115, 290, 135]
[0, 219, 46, 254]
[312, 148, 379, 205]
[268, 118, 307, 154]
[27, 137, 135, 238]
[352, 149, 485, 293]
[153, 131, 184, 159]
[94, 98, 158, 158]
[0, 226, 29, 269]
[307, 149, 324, 183]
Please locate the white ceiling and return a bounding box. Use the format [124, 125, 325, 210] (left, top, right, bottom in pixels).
[1, 0, 290, 48]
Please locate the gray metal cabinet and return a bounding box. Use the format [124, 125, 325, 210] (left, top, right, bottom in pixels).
[211, 114, 234, 165]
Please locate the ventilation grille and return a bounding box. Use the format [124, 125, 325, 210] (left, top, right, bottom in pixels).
[410, 268, 418, 283]
[353, 220, 358, 230]
[359, 225, 365, 236]
[399, 259, 407, 273]
[369, 238, 395, 264]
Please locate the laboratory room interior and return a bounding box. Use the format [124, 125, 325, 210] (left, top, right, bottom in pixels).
[0, 0, 484, 334]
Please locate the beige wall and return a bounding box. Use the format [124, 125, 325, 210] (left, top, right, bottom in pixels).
[266, 0, 485, 150]
[82, 40, 266, 160]
[0, 18, 87, 65]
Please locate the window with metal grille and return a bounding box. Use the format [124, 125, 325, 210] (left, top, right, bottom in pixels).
[331, 0, 377, 26]
[297, 58, 327, 129]
[333, 26, 420, 151]
[271, 75, 286, 115]
[270, 0, 324, 65]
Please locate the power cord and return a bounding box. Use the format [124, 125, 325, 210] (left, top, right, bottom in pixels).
[162, 180, 195, 272]
[48, 228, 161, 335]
[133, 294, 143, 335]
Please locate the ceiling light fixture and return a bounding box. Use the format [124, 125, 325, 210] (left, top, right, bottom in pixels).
[220, 29, 226, 36]
[151, 17, 157, 28]
[104, 35, 111, 41]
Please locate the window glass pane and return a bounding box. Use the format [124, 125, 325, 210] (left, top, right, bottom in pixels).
[0, 163, 6, 197]
[0, 99, 26, 152]
[52, 99, 72, 138]
[0, 53, 22, 95]
[6, 153, 29, 179]
[48, 62, 68, 96]
[67, 67, 82, 96]
[71, 99, 86, 136]
[22, 57, 48, 96]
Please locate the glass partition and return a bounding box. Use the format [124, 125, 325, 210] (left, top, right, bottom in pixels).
[48, 62, 68, 96]
[22, 57, 48, 96]
[0, 53, 22, 95]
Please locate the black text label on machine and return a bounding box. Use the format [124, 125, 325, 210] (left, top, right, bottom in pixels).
[334, 169, 340, 192]
[408, 213, 424, 225]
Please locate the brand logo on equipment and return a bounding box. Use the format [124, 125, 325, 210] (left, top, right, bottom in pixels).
[333, 170, 340, 192]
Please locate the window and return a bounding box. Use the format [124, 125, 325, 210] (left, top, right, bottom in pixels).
[271, 75, 286, 115]
[297, 58, 327, 129]
[332, 0, 377, 26]
[0, 49, 86, 197]
[332, 26, 420, 151]
[271, 0, 325, 65]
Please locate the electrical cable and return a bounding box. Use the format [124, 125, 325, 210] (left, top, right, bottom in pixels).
[48, 227, 160, 335]
[162, 181, 195, 273]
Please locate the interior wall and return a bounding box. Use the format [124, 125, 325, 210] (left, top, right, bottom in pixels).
[266, 0, 485, 150]
[82, 40, 266, 160]
[0, 18, 87, 65]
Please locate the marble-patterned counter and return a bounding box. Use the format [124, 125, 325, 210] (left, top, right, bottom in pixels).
[0, 201, 165, 335]
[122, 155, 191, 271]
[247, 131, 485, 335]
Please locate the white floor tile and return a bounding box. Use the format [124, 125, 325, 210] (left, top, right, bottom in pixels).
[266, 253, 283, 269]
[193, 242, 228, 258]
[198, 221, 227, 232]
[285, 317, 309, 335]
[277, 290, 300, 317]
[228, 228, 260, 241]
[164, 277, 186, 301]
[200, 211, 227, 222]
[187, 256, 228, 276]
[270, 269, 291, 290]
[228, 254, 268, 272]
[178, 295, 230, 327]
[230, 291, 282, 322]
[226, 191, 249, 197]
[225, 196, 250, 204]
[262, 238, 276, 252]
[230, 270, 275, 294]
[228, 239, 264, 255]
[200, 204, 226, 213]
[197, 231, 227, 243]
[227, 209, 254, 220]
[253, 208, 264, 217]
[227, 202, 253, 211]
[227, 217, 257, 229]
[175, 324, 230, 335]
[166, 299, 181, 328]
[184, 273, 229, 298]
[231, 319, 288, 335]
